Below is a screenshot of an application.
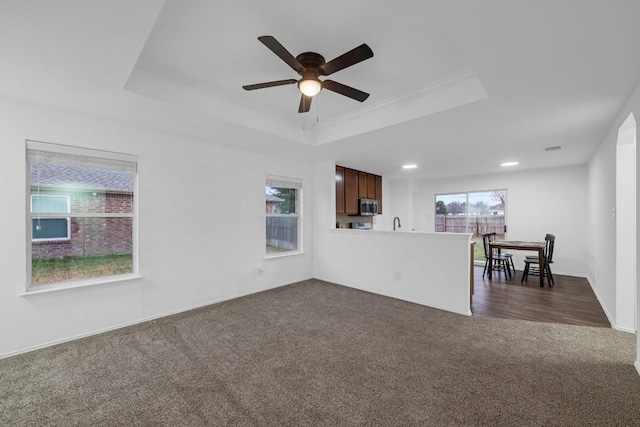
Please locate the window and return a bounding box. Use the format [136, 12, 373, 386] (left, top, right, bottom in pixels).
[31, 195, 71, 240]
[265, 175, 302, 256]
[435, 190, 507, 262]
[26, 140, 138, 289]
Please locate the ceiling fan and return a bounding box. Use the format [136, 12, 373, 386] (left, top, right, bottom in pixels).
[242, 36, 374, 113]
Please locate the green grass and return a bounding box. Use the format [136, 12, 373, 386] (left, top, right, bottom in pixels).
[32, 254, 133, 286]
[266, 244, 292, 255]
[472, 236, 485, 262]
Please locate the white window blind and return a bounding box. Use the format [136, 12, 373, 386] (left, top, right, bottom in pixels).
[26, 140, 137, 172]
[266, 174, 302, 189]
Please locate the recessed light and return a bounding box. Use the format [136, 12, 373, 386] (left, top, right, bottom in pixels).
[402, 164, 418, 169]
[500, 161, 519, 167]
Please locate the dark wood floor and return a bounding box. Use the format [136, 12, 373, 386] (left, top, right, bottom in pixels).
[471, 265, 611, 328]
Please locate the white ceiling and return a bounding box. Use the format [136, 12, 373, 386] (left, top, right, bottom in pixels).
[1, 0, 640, 180]
[126, 0, 488, 146]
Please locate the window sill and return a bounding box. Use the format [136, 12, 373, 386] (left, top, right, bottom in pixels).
[32, 238, 71, 244]
[265, 250, 304, 260]
[20, 273, 142, 296]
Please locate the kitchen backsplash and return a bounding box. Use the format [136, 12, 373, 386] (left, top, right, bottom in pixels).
[336, 213, 373, 229]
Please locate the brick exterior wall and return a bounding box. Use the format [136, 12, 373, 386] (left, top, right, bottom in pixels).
[32, 190, 133, 259]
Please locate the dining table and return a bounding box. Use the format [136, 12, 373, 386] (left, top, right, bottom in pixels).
[488, 240, 547, 287]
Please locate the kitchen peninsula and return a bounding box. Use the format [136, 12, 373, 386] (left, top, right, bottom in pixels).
[321, 228, 473, 316]
[314, 161, 473, 317]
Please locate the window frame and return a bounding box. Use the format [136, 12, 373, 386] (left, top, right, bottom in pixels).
[265, 175, 303, 258]
[25, 140, 139, 293]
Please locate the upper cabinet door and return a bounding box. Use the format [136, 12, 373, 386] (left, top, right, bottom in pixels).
[375, 175, 383, 214]
[367, 174, 376, 199]
[358, 171, 368, 198]
[345, 168, 359, 214]
[335, 166, 345, 213]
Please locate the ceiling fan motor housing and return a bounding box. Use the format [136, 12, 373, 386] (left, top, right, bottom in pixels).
[295, 52, 326, 76]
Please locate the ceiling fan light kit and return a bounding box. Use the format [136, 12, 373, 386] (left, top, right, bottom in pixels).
[242, 35, 373, 113]
[298, 77, 322, 97]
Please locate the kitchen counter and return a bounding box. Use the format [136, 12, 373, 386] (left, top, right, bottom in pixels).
[332, 228, 472, 241]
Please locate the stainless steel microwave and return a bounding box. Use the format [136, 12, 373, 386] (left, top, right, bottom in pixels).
[359, 198, 378, 216]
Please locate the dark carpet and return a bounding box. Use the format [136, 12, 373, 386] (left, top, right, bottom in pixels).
[1, 279, 639, 426]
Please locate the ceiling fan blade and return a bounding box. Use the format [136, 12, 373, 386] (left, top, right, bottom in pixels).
[242, 79, 297, 90]
[319, 44, 373, 76]
[258, 36, 305, 74]
[322, 80, 369, 102]
[298, 94, 312, 113]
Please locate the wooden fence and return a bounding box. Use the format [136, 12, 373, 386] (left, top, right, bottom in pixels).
[266, 216, 298, 251]
[435, 214, 505, 238]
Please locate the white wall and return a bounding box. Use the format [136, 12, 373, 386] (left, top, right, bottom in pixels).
[587, 79, 640, 370]
[387, 179, 411, 231]
[387, 165, 589, 276]
[615, 114, 636, 333]
[0, 99, 314, 357]
[589, 130, 618, 325]
[313, 161, 472, 316]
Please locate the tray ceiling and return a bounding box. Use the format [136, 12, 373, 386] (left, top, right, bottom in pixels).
[125, 0, 488, 145]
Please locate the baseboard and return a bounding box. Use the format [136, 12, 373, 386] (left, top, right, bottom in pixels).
[586, 275, 616, 329]
[0, 279, 306, 360]
[1, 275, 621, 359]
[613, 325, 637, 333]
[585, 275, 637, 333]
[554, 271, 586, 278]
[325, 279, 472, 317]
[635, 360, 640, 377]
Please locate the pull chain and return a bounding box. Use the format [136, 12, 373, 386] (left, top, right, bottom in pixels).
[36, 150, 42, 231]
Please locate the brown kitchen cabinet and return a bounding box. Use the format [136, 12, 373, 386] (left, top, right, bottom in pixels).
[344, 168, 359, 214]
[358, 171, 368, 198]
[375, 175, 382, 214]
[335, 166, 345, 213]
[336, 165, 382, 215]
[367, 174, 376, 199]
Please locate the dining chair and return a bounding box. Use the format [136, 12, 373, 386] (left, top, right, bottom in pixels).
[491, 232, 516, 274]
[482, 233, 513, 279]
[521, 234, 555, 286]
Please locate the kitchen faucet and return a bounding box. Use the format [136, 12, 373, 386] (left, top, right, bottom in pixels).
[393, 217, 401, 231]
